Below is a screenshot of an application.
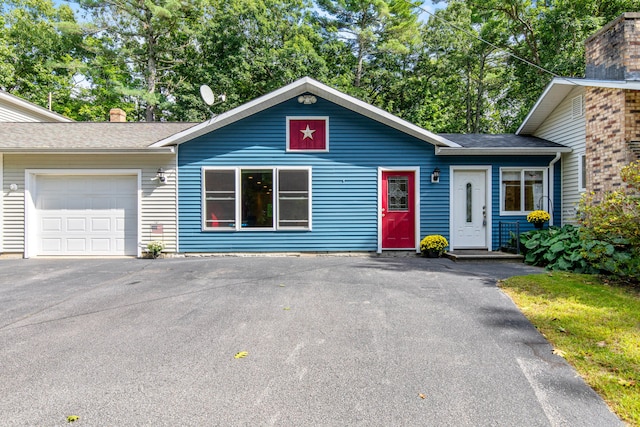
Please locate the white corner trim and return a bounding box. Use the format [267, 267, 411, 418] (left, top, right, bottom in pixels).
[0, 153, 3, 253]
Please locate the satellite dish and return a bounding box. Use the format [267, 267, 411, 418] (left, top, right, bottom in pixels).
[200, 84, 215, 106]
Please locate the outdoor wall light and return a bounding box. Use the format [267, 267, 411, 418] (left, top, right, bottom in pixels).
[431, 167, 441, 183]
[156, 168, 166, 183]
[9, 183, 18, 191]
[297, 95, 317, 104]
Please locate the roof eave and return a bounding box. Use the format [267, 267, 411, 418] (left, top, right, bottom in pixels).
[435, 147, 572, 156]
[150, 77, 461, 148]
[0, 91, 74, 122]
[0, 147, 175, 154]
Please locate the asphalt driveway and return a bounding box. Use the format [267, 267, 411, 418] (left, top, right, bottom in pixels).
[0, 256, 622, 426]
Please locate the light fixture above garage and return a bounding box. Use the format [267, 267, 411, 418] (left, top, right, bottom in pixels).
[157, 168, 166, 183]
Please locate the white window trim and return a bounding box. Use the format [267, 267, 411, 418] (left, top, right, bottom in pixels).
[499, 167, 548, 216]
[578, 153, 587, 192]
[23, 169, 142, 258]
[286, 116, 330, 152]
[202, 166, 312, 231]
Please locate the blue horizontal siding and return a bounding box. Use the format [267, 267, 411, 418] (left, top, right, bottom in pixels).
[178, 95, 562, 252]
[178, 97, 440, 252]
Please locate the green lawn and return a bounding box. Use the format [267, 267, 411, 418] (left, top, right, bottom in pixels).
[499, 272, 640, 426]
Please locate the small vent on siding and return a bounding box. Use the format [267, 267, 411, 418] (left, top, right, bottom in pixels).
[571, 95, 584, 119]
[630, 140, 640, 157]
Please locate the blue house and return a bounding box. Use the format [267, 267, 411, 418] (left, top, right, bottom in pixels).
[152, 78, 568, 254]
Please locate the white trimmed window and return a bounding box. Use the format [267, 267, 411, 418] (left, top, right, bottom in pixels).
[203, 167, 311, 230]
[500, 168, 547, 214]
[578, 154, 587, 191]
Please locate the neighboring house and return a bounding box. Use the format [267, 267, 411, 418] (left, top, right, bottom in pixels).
[0, 90, 73, 123]
[150, 77, 566, 254]
[0, 119, 194, 257]
[517, 12, 640, 225]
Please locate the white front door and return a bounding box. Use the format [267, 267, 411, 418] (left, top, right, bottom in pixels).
[452, 170, 487, 249]
[35, 175, 138, 256]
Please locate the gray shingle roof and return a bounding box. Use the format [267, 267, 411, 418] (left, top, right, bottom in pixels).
[0, 122, 197, 150]
[438, 133, 567, 149]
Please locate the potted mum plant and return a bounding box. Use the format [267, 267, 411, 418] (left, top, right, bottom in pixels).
[526, 210, 551, 229]
[420, 235, 449, 258]
[146, 241, 165, 258]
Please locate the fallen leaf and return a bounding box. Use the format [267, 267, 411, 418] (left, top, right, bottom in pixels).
[283, 307, 291, 310]
[234, 351, 249, 359]
[552, 348, 566, 358]
[418, 393, 426, 399]
[596, 341, 607, 348]
[279, 284, 286, 287]
[618, 379, 636, 387]
[67, 415, 79, 423]
[557, 326, 566, 333]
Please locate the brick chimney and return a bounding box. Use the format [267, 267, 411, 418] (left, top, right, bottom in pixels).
[585, 13, 640, 81]
[584, 13, 640, 195]
[109, 108, 127, 122]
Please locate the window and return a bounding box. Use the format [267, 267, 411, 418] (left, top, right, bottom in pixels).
[578, 154, 587, 191]
[501, 168, 546, 214]
[203, 167, 311, 230]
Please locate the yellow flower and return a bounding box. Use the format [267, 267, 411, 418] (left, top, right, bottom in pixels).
[526, 210, 550, 223]
[420, 235, 449, 252]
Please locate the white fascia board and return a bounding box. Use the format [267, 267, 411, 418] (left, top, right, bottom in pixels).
[517, 77, 640, 135]
[0, 148, 175, 154]
[151, 77, 461, 148]
[435, 146, 572, 156]
[0, 91, 74, 122]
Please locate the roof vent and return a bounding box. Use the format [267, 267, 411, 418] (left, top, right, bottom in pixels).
[109, 108, 126, 122]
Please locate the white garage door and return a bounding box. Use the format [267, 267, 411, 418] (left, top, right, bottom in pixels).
[36, 175, 138, 256]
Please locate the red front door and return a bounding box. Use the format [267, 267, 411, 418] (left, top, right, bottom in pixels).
[382, 171, 415, 249]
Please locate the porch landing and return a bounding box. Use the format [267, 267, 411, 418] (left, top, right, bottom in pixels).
[444, 250, 524, 262]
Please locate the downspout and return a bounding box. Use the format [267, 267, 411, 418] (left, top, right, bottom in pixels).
[548, 152, 561, 226]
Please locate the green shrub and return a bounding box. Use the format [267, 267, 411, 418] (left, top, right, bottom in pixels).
[520, 225, 598, 273]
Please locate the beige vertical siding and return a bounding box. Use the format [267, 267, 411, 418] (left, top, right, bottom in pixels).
[1, 153, 177, 255]
[533, 86, 586, 225]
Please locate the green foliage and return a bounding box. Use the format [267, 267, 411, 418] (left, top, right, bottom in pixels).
[578, 161, 640, 283]
[520, 225, 599, 273]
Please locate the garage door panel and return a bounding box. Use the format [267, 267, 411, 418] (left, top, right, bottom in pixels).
[41, 217, 63, 232]
[90, 217, 111, 232]
[36, 175, 138, 256]
[67, 217, 88, 232]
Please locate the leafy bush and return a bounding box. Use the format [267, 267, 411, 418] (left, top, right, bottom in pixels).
[577, 160, 640, 283]
[520, 225, 598, 273]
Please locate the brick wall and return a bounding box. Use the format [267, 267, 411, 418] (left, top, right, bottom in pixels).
[585, 87, 627, 193]
[585, 13, 640, 197]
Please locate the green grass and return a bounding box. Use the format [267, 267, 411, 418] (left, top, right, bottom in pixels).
[499, 272, 640, 426]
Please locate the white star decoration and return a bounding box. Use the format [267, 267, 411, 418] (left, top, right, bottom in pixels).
[300, 124, 316, 140]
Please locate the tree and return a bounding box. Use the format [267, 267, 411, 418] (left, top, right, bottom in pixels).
[77, 0, 205, 121]
[0, 0, 83, 114]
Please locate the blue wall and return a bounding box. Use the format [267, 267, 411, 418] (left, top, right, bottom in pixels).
[177, 96, 561, 252]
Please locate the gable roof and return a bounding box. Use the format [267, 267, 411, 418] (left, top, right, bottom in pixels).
[0, 90, 74, 122]
[517, 77, 640, 135]
[0, 122, 196, 152]
[151, 77, 461, 148]
[435, 133, 571, 155]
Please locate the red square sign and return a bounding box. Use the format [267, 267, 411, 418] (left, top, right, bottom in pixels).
[288, 118, 328, 151]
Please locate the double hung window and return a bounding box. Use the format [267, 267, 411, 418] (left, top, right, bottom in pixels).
[203, 167, 311, 230]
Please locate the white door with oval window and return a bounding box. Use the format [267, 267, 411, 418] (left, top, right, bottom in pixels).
[452, 170, 488, 249]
